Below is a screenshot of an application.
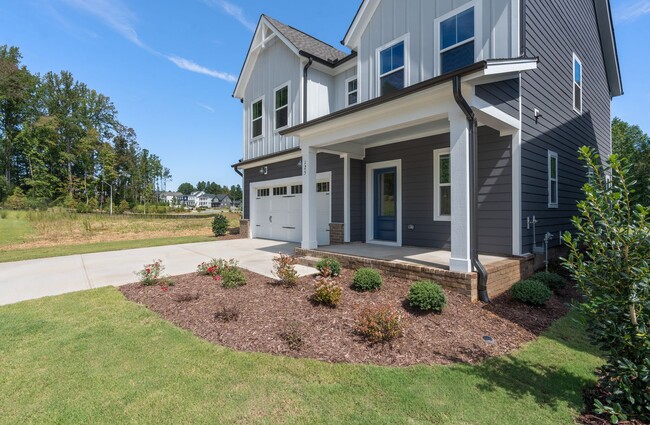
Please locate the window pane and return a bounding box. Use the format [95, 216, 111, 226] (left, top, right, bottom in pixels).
[275, 106, 288, 129]
[441, 16, 456, 50]
[380, 173, 395, 217]
[380, 48, 393, 74]
[439, 154, 451, 184]
[574, 60, 581, 84]
[252, 119, 262, 137]
[457, 8, 474, 42]
[392, 42, 404, 69]
[574, 85, 581, 111]
[380, 69, 404, 96]
[275, 87, 288, 109]
[348, 79, 357, 92]
[348, 92, 358, 105]
[441, 41, 475, 74]
[440, 186, 451, 216]
[550, 157, 557, 179]
[253, 101, 262, 119]
[551, 181, 557, 204]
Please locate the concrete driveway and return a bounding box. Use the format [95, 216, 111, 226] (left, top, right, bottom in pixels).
[0, 239, 316, 306]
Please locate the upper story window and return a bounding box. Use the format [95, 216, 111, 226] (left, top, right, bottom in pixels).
[346, 77, 358, 106]
[274, 84, 289, 130]
[573, 54, 582, 114]
[548, 151, 559, 208]
[378, 37, 406, 96]
[438, 6, 475, 74]
[251, 98, 263, 139]
[433, 148, 451, 221]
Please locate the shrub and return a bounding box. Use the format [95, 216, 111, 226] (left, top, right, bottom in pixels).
[407, 280, 447, 313]
[510, 279, 552, 306]
[315, 257, 341, 277]
[279, 322, 304, 351]
[0, 210, 7, 219]
[214, 306, 240, 322]
[135, 259, 173, 288]
[352, 268, 382, 292]
[312, 277, 342, 307]
[117, 199, 130, 214]
[197, 258, 238, 278]
[5, 187, 27, 210]
[272, 253, 298, 286]
[220, 267, 247, 288]
[531, 271, 566, 292]
[211, 213, 229, 236]
[356, 304, 405, 343]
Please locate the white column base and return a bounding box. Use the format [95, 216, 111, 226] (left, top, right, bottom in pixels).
[301, 240, 318, 250]
[449, 258, 472, 273]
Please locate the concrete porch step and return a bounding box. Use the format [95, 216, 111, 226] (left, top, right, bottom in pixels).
[295, 255, 322, 268]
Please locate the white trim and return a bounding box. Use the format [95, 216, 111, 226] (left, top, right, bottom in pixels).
[365, 160, 402, 247]
[547, 150, 559, 209]
[344, 75, 358, 107]
[343, 0, 380, 49]
[250, 95, 264, 141]
[433, 147, 452, 222]
[343, 154, 351, 243]
[512, 75, 523, 256]
[434, 1, 482, 77]
[273, 81, 291, 131]
[376, 34, 410, 97]
[236, 151, 302, 170]
[572, 53, 583, 115]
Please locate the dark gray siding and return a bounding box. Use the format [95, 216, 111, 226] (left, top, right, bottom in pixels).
[475, 79, 520, 118]
[243, 153, 344, 223]
[350, 159, 365, 242]
[521, 0, 612, 253]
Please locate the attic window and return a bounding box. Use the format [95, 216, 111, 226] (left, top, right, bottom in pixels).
[378, 39, 405, 96]
[274, 84, 289, 130]
[346, 77, 358, 106]
[439, 6, 475, 74]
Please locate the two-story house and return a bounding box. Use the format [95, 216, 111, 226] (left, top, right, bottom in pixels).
[232, 0, 621, 299]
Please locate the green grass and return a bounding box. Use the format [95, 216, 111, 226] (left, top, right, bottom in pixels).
[0, 235, 217, 263]
[0, 288, 602, 424]
[0, 211, 34, 245]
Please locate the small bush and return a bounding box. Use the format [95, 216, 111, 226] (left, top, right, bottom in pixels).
[279, 322, 304, 351]
[510, 279, 552, 306]
[312, 277, 342, 307]
[356, 304, 405, 343]
[0, 210, 7, 219]
[531, 271, 566, 292]
[272, 253, 298, 286]
[135, 259, 173, 287]
[315, 257, 341, 277]
[214, 306, 240, 322]
[197, 258, 238, 278]
[211, 213, 229, 236]
[220, 267, 247, 288]
[117, 199, 130, 214]
[352, 268, 382, 292]
[407, 280, 447, 313]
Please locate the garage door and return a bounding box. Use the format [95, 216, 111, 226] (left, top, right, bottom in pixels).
[252, 178, 330, 245]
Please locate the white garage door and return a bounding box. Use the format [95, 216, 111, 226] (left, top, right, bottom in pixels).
[252, 178, 330, 245]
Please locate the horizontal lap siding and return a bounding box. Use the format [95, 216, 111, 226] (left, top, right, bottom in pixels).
[475, 79, 519, 118]
[521, 0, 612, 253]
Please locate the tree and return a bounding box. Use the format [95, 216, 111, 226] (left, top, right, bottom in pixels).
[612, 117, 650, 206]
[196, 181, 207, 192]
[177, 182, 194, 195]
[230, 184, 242, 201]
[5, 186, 26, 209]
[563, 147, 650, 422]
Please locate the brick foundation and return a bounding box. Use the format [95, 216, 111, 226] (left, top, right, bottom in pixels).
[239, 219, 250, 238]
[328, 223, 344, 245]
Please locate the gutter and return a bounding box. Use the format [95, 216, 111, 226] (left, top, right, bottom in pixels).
[302, 57, 313, 123]
[452, 75, 490, 304]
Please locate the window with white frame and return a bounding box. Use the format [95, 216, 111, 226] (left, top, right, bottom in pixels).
[346, 77, 358, 106]
[434, 148, 451, 221]
[573, 54, 582, 114]
[251, 98, 263, 138]
[548, 151, 559, 208]
[274, 84, 289, 130]
[438, 6, 475, 74]
[378, 39, 405, 96]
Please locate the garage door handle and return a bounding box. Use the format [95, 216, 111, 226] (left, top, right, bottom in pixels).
[283, 226, 296, 230]
[269, 216, 272, 223]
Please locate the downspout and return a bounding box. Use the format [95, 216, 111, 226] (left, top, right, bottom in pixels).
[302, 57, 313, 123]
[452, 75, 490, 303]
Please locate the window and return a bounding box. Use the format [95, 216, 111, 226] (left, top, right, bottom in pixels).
[346, 77, 358, 106]
[274, 84, 289, 129]
[273, 186, 287, 196]
[317, 182, 330, 193]
[291, 185, 302, 194]
[548, 151, 558, 208]
[251, 98, 263, 138]
[434, 148, 451, 221]
[257, 188, 269, 197]
[378, 38, 406, 96]
[438, 6, 475, 74]
[573, 54, 582, 114]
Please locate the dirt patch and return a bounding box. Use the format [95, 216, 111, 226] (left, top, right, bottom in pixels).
[120, 268, 576, 366]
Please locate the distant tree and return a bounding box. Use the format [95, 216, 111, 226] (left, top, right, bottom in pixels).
[4, 186, 26, 209]
[177, 182, 194, 195]
[612, 117, 650, 205]
[230, 184, 242, 201]
[196, 181, 207, 192]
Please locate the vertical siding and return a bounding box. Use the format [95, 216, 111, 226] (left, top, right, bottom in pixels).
[307, 69, 335, 120]
[333, 67, 358, 111]
[475, 79, 519, 118]
[520, 0, 612, 253]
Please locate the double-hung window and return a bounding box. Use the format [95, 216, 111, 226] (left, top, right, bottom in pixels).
[573, 54, 582, 114]
[434, 148, 452, 221]
[251, 98, 263, 139]
[274, 84, 289, 130]
[548, 151, 559, 208]
[439, 6, 475, 74]
[346, 77, 358, 106]
[378, 39, 405, 96]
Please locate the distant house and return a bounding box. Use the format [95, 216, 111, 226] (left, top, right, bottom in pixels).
[159, 191, 183, 206]
[196, 192, 216, 208]
[212, 194, 233, 208]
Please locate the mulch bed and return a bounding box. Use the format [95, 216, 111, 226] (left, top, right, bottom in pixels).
[119, 268, 578, 366]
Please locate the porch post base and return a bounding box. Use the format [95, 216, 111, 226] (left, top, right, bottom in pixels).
[301, 240, 318, 250]
[449, 257, 472, 273]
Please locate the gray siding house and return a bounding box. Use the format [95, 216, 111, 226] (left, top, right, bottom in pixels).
[232, 0, 621, 274]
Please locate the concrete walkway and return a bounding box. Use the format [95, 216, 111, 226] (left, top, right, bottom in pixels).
[0, 239, 316, 306]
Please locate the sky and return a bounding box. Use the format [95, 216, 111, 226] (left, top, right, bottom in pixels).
[0, 0, 648, 191]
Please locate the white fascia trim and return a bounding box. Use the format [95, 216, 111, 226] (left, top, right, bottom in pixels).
[375, 34, 410, 98]
[236, 150, 302, 171]
[309, 58, 356, 77]
[365, 159, 402, 247]
[343, 0, 380, 49]
[273, 81, 292, 132]
[433, 148, 452, 222]
[434, 1, 482, 77]
[471, 96, 521, 133]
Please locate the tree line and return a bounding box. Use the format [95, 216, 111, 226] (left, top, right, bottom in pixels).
[0, 45, 171, 211]
[177, 181, 242, 200]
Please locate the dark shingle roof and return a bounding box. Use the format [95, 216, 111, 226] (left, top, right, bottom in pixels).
[264, 15, 349, 64]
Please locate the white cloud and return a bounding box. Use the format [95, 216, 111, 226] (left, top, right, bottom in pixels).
[616, 0, 650, 22]
[202, 0, 256, 32]
[197, 103, 216, 112]
[167, 55, 237, 82]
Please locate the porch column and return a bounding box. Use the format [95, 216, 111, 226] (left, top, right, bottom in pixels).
[301, 146, 318, 249]
[449, 111, 472, 272]
[343, 154, 351, 243]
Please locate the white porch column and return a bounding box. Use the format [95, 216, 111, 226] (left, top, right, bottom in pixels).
[343, 154, 351, 243]
[449, 111, 472, 272]
[301, 146, 318, 249]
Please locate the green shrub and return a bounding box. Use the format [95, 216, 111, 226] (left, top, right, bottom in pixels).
[356, 304, 405, 343]
[117, 199, 130, 214]
[531, 271, 566, 292]
[312, 277, 342, 307]
[220, 267, 247, 288]
[272, 253, 298, 286]
[6, 187, 27, 210]
[315, 257, 341, 277]
[134, 259, 173, 288]
[0, 210, 7, 219]
[352, 268, 382, 292]
[197, 258, 238, 279]
[211, 213, 229, 236]
[510, 279, 552, 306]
[407, 280, 447, 313]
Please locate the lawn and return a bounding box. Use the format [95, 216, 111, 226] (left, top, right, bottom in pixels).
[0, 287, 602, 424]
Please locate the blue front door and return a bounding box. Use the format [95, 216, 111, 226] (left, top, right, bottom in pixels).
[374, 167, 397, 242]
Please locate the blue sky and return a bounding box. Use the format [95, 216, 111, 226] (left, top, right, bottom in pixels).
[0, 0, 647, 191]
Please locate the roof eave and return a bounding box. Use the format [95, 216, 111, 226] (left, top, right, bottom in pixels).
[594, 0, 623, 97]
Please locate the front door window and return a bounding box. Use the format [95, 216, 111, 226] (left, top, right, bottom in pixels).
[374, 167, 397, 242]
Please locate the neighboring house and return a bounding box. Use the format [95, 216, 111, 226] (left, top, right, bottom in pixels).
[212, 194, 233, 208]
[187, 191, 203, 207]
[196, 193, 216, 208]
[231, 0, 622, 275]
[159, 191, 183, 206]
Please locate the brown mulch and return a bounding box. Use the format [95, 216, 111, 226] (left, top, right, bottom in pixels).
[119, 268, 578, 366]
